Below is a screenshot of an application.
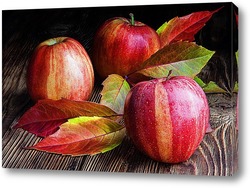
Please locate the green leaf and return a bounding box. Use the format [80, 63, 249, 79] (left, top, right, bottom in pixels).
[234, 81, 239, 92]
[100, 74, 130, 114]
[128, 41, 214, 84]
[236, 50, 239, 67]
[28, 116, 126, 156]
[194, 76, 226, 93]
[195, 76, 239, 93]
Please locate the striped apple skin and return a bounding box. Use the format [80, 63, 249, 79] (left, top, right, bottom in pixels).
[124, 77, 209, 163]
[92, 17, 161, 79]
[27, 37, 94, 101]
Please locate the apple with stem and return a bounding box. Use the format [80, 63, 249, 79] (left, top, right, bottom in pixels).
[92, 13, 161, 79]
[124, 76, 210, 163]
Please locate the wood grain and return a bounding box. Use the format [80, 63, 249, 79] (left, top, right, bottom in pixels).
[1, 63, 239, 175]
[2, 6, 238, 175]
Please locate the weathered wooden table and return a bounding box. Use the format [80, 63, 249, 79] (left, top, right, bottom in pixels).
[2, 5, 238, 175]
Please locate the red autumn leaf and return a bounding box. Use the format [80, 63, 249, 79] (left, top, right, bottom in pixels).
[14, 99, 118, 137]
[27, 116, 126, 156]
[157, 7, 222, 47]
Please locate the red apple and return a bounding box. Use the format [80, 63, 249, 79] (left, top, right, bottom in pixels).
[92, 13, 161, 79]
[124, 76, 210, 163]
[27, 37, 94, 101]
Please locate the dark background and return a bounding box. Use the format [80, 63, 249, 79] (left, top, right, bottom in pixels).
[2, 2, 238, 50]
[2, 2, 238, 87]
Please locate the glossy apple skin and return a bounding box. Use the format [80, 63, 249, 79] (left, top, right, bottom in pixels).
[124, 76, 210, 163]
[27, 37, 94, 101]
[92, 17, 161, 79]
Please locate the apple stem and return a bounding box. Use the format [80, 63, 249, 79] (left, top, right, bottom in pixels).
[129, 13, 135, 25]
[166, 70, 173, 80]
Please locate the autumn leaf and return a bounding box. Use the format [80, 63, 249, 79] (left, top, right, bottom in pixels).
[127, 41, 214, 84]
[27, 116, 126, 156]
[195, 76, 238, 93]
[100, 74, 130, 114]
[157, 8, 221, 47]
[194, 76, 226, 93]
[14, 99, 119, 137]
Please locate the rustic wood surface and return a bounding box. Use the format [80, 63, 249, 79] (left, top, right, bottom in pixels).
[2, 5, 238, 175]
